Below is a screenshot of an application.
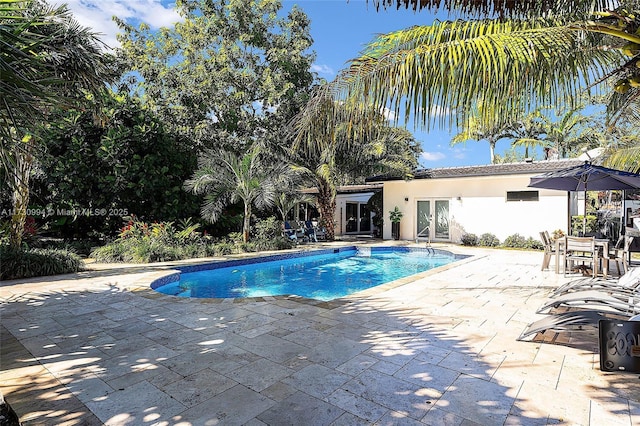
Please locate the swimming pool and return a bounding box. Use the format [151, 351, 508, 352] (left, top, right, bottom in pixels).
[151, 246, 465, 301]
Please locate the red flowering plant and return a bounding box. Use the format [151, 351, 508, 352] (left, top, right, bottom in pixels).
[118, 215, 150, 240]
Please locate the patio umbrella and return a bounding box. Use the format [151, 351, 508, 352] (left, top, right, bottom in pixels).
[528, 161, 640, 235]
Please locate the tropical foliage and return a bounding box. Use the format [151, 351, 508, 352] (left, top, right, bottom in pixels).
[289, 94, 420, 240]
[115, 0, 315, 152]
[329, 0, 640, 169]
[1, 0, 114, 248]
[91, 216, 293, 263]
[184, 144, 296, 242]
[31, 91, 200, 238]
[0, 246, 84, 280]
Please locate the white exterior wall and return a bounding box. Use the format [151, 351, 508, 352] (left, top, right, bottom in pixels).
[382, 174, 569, 242]
[334, 192, 376, 236]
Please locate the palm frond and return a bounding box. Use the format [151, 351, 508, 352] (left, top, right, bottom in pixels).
[335, 18, 618, 130]
[604, 145, 640, 172]
[369, 0, 616, 18]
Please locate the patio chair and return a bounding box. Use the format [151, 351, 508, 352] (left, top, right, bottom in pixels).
[303, 220, 318, 242]
[607, 235, 632, 276]
[564, 236, 598, 278]
[313, 223, 327, 241]
[282, 221, 298, 243]
[540, 231, 563, 272]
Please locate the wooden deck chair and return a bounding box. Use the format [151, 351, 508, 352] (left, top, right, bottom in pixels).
[608, 235, 632, 276]
[564, 236, 598, 278]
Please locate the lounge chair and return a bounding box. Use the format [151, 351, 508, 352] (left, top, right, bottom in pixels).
[536, 289, 640, 315]
[517, 309, 631, 341]
[549, 266, 640, 297]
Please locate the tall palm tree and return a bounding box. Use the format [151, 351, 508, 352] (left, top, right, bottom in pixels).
[451, 109, 516, 164]
[508, 109, 548, 158]
[1, 0, 113, 248]
[185, 144, 295, 243]
[289, 90, 419, 240]
[541, 106, 602, 157]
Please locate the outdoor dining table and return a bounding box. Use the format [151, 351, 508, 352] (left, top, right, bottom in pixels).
[555, 237, 609, 277]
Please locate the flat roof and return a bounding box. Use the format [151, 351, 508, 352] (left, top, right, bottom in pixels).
[365, 159, 584, 182]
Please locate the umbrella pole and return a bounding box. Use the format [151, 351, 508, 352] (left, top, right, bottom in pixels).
[583, 190, 587, 236]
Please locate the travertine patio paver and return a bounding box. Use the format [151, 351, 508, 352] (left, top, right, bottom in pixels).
[1, 244, 640, 425]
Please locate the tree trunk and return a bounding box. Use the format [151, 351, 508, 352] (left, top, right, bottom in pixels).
[489, 140, 496, 164]
[316, 179, 336, 241]
[9, 144, 34, 250]
[243, 203, 251, 243]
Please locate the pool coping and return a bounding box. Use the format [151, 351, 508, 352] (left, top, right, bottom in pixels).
[128, 246, 480, 307]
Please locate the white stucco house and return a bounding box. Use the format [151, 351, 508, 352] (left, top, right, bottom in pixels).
[365, 159, 585, 243]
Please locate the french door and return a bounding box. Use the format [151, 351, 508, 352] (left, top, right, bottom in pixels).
[416, 199, 450, 241]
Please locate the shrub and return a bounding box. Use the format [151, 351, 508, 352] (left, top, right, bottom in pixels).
[460, 233, 478, 246]
[91, 216, 294, 263]
[502, 233, 527, 248]
[0, 246, 84, 280]
[524, 237, 544, 250]
[478, 233, 500, 247]
[213, 241, 235, 256]
[252, 217, 294, 251]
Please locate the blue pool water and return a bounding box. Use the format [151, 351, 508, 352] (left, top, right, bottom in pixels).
[151, 247, 462, 301]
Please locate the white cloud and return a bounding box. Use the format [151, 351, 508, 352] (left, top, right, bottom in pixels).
[421, 151, 446, 162]
[429, 105, 452, 117]
[450, 147, 467, 160]
[53, 0, 182, 49]
[380, 107, 396, 122]
[311, 64, 334, 76]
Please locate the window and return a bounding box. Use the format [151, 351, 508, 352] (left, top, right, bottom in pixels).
[506, 190, 539, 202]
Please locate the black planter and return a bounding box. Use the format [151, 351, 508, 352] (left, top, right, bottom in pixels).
[391, 222, 400, 240]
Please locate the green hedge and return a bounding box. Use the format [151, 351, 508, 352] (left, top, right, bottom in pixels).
[0, 246, 84, 280]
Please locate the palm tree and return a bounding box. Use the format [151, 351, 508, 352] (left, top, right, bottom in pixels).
[289, 90, 419, 240]
[185, 144, 294, 243]
[338, 18, 617, 132]
[1, 0, 113, 248]
[273, 190, 315, 222]
[328, 1, 640, 170]
[540, 107, 602, 157]
[451, 113, 515, 164]
[508, 109, 549, 158]
[368, 0, 612, 16]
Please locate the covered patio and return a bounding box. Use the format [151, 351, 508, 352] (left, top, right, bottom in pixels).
[1, 244, 639, 425]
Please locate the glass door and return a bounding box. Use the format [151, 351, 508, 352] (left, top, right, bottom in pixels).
[435, 200, 450, 239]
[346, 203, 358, 233]
[416, 201, 431, 238]
[359, 204, 371, 232]
[416, 199, 450, 240]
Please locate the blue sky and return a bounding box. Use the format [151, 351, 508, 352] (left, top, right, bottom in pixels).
[54, 0, 517, 168]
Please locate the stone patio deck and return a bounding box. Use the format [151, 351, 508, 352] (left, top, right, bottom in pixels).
[1, 244, 639, 425]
